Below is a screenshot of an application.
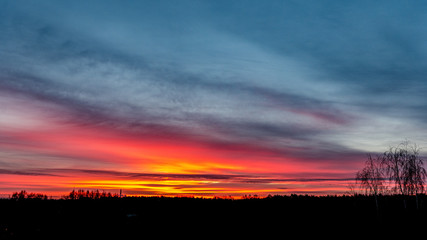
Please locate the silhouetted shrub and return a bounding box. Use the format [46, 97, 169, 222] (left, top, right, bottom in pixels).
[11, 190, 48, 200]
[63, 189, 119, 200]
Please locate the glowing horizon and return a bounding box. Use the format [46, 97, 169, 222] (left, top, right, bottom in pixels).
[1, 0, 427, 198]
[0, 103, 358, 197]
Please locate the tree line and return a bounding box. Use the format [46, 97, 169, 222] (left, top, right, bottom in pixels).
[9, 189, 120, 200]
[65, 189, 120, 200]
[355, 140, 427, 210]
[11, 190, 48, 200]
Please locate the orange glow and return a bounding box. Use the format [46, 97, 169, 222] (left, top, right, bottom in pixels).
[0, 109, 358, 198]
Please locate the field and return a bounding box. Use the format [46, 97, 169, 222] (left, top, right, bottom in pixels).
[1, 194, 426, 238]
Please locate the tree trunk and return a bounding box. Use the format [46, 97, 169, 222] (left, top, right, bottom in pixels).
[416, 194, 419, 210]
[374, 194, 380, 219]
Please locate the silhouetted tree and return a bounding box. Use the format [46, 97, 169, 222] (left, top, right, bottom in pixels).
[345, 183, 359, 196]
[242, 194, 260, 199]
[11, 190, 27, 200]
[382, 141, 427, 208]
[64, 189, 119, 200]
[356, 154, 385, 214]
[11, 190, 48, 200]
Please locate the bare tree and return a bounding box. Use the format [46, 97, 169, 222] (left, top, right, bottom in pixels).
[356, 153, 385, 214]
[382, 143, 404, 196]
[345, 183, 359, 196]
[402, 143, 426, 195]
[382, 141, 427, 208]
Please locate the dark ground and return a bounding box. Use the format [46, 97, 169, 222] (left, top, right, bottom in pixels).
[0, 194, 426, 239]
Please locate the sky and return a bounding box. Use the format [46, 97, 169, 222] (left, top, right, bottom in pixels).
[1, 0, 427, 197]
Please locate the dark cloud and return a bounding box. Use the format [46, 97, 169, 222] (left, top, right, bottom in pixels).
[1, 0, 427, 196]
[0, 169, 57, 176]
[0, 47, 352, 156]
[0, 167, 354, 184]
[237, 178, 355, 184]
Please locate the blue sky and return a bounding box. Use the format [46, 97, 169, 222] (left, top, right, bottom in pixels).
[1, 0, 427, 195]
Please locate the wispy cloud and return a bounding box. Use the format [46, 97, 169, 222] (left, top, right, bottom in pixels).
[1, 0, 427, 196]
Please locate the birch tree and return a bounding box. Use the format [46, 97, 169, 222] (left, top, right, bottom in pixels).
[382, 141, 426, 208]
[356, 153, 385, 214]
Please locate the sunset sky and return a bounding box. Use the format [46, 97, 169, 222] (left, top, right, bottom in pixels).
[1, 0, 427, 197]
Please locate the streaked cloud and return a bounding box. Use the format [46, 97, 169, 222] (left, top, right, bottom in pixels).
[1, 0, 427, 196]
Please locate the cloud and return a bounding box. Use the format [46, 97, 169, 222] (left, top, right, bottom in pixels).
[0, 167, 355, 185]
[2, 0, 427, 195]
[0, 169, 57, 176]
[0, 5, 356, 162]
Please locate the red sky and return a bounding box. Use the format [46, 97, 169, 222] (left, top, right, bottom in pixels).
[3, 1, 426, 198]
[0, 92, 360, 198]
